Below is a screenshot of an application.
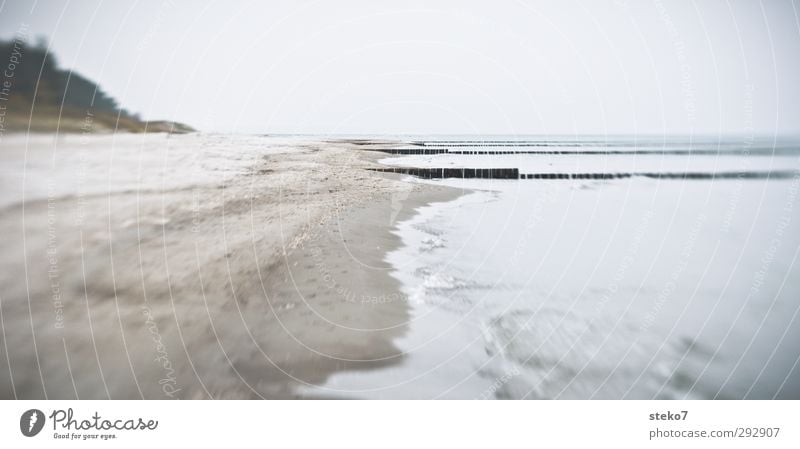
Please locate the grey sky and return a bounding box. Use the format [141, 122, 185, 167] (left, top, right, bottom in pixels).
[1, 0, 799, 135]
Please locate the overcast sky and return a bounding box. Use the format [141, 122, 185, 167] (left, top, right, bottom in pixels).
[1, 0, 799, 135]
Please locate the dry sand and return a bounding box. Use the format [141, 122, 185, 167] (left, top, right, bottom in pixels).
[0, 133, 459, 399]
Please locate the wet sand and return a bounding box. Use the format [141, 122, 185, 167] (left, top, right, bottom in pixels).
[0, 134, 459, 399]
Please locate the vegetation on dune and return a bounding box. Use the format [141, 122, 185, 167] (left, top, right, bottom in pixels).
[0, 38, 193, 133]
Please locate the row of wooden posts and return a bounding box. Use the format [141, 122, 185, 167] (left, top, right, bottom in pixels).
[377, 148, 774, 156]
[371, 167, 796, 180]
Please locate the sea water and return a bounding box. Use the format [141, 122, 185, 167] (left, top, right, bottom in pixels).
[320, 136, 800, 399]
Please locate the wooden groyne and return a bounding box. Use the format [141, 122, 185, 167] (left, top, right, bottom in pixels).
[413, 141, 598, 147]
[536, 171, 797, 180]
[376, 148, 790, 156]
[447, 149, 793, 156]
[370, 167, 520, 179]
[373, 148, 449, 155]
[371, 167, 798, 181]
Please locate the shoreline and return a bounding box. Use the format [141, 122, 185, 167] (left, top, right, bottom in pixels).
[0, 134, 462, 399]
[271, 180, 461, 398]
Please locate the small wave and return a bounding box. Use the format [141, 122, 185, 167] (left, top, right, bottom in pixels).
[407, 268, 468, 305]
[411, 223, 444, 237]
[480, 307, 695, 399]
[412, 268, 469, 291]
[419, 236, 445, 252]
[405, 267, 495, 309]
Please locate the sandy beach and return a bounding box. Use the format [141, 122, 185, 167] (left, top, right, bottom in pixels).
[0, 133, 459, 399]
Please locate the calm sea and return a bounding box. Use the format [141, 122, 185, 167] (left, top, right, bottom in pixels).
[321, 135, 800, 399]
